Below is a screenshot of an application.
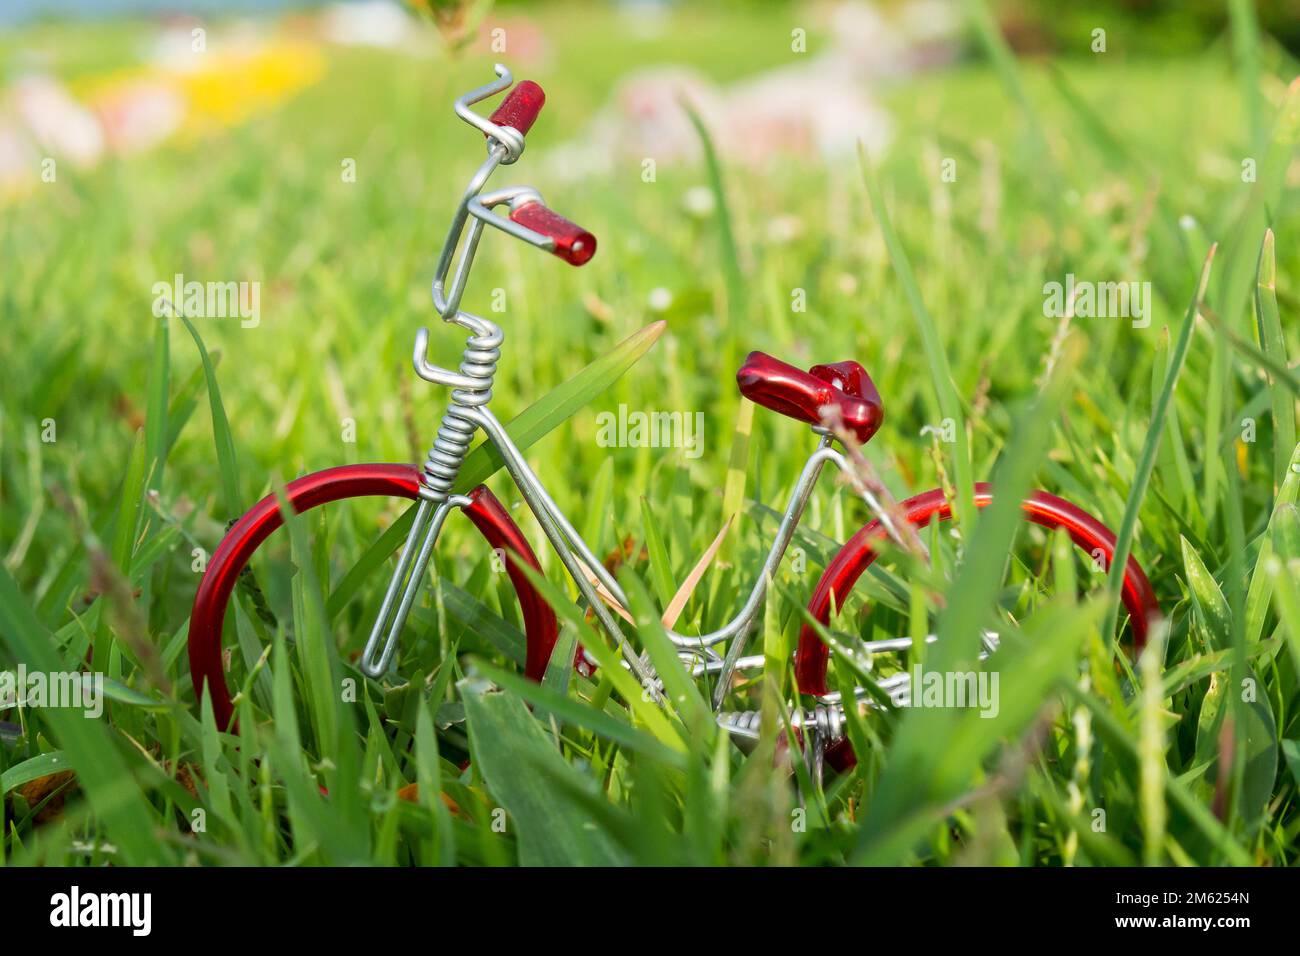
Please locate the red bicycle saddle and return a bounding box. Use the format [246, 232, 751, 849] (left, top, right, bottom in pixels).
[736, 351, 884, 445]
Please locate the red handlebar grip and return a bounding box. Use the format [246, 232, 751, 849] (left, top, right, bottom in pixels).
[489, 80, 546, 136]
[510, 201, 597, 266]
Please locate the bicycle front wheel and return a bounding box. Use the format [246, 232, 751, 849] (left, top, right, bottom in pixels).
[188, 463, 558, 730]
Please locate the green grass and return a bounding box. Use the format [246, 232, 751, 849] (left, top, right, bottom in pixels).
[2, 0, 1300, 865]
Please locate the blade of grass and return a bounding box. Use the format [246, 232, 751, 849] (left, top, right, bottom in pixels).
[277, 480, 338, 755]
[621, 570, 712, 733]
[1269, 503, 1300, 670]
[1181, 535, 1232, 651]
[1136, 624, 1167, 865]
[681, 99, 744, 336]
[144, 313, 169, 494]
[452, 320, 665, 494]
[639, 497, 676, 609]
[1066, 681, 1253, 865]
[473, 659, 686, 768]
[178, 314, 241, 517]
[440, 580, 526, 666]
[721, 398, 754, 567]
[506, 556, 683, 750]
[460, 679, 630, 865]
[860, 149, 976, 530]
[0, 568, 168, 863]
[855, 341, 1082, 860]
[1104, 246, 1216, 638]
[325, 503, 418, 620]
[965, 0, 1063, 200]
[1229, 0, 1267, 162]
[661, 514, 731, 629]
[414, 695, 454, 866]
[1, 750, 67, 795]
[1254, 229, 1295, 490]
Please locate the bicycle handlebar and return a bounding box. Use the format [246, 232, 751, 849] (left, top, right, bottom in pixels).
[510, 200, 597, 266]
[489, 79, 546, 136]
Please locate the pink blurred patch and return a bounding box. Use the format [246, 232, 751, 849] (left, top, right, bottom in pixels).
[546, 0, 962, 180]
[478, 17, 551, 65]
[94, 81, 185, 155]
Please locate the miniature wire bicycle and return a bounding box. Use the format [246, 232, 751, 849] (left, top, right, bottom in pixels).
[189, 65, 1160, 770]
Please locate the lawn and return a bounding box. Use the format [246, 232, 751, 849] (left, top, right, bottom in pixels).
[2, 0, 1299, 866]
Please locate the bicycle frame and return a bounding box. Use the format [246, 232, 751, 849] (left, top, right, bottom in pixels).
[467, 411, 873, 704]
[359, 65, 910, 706]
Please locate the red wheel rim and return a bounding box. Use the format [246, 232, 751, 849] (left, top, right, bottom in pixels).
[188, 464, 558, 729]
[795, 482, 1161, 698]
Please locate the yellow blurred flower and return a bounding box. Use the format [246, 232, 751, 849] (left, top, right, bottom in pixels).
[176, 42, 324, 135]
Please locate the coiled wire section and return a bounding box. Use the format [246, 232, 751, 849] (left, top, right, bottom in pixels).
[420, 316, 502, 502]
[717, 702, 845, 747]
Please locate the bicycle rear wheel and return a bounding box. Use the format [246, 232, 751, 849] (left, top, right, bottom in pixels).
[796, 483, 1160, 768]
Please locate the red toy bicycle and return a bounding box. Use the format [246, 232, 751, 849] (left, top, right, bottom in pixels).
[189, 66, 1159, 770]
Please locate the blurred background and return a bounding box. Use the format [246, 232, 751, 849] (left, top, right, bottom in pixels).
[4, 0, 1300, 868]
[7, 0, 1300, 555]
[7, 0, 1300, 607]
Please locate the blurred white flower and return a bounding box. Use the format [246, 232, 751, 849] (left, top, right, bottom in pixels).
[11, 76, 104, 168]
[766, 214, 804, 244]
[682, 185, 715, 219]
[0, 122, 37, 192]
[149, 24, 209, 74]
[648, 287, 674, 312]
[320, 1, 415, 49]
[901, 0, 961, 44]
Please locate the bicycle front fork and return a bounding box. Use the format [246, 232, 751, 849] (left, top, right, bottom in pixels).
[360, 494, 470, 678]
[360, 318, 502, 679]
